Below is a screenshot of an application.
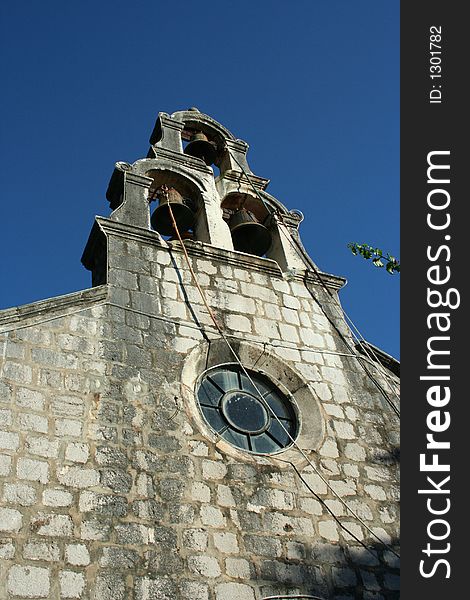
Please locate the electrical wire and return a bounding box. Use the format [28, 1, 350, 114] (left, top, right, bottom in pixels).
[0, 297, 395, 373]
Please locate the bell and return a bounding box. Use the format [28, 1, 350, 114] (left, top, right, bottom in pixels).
[184, 131, 217, 165]
[150, 186, 195, 236]
[229, 209, 272, 256]
[169, 230, 194, 242]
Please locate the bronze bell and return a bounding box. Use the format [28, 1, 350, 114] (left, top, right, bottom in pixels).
[184, 131, 217, 165]
[169, 230, 194, 242]
[229, 208, 272, 256]
[150, 186, 195, 236]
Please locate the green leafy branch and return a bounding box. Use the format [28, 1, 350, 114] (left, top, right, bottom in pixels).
[348, 243, 400, 274]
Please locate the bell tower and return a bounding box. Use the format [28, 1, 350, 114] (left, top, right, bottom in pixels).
[0, 108, 399, 600]
[80, 108, 400, 598]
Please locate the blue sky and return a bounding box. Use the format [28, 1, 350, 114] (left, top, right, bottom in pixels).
[0, 1, 399, 358]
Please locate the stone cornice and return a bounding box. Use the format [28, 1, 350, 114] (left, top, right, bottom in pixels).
[94, 217, 346, 290]
[303, 271, 347, 291]
[355, 341, 400, 377]
[148, 147, 213, 174]
[218, 170, 270, 191]
[0, 286, 108, 331]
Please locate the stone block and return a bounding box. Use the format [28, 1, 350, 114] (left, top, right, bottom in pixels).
[26, 435, 60, 458]
[79, 491, 127, 517]
[23, 541, 61, 562]
[191, 481, 211, 503]
[0, 429, 19, 451]
[65, 544, 90, 566]
[299, 497, 323, 516]
[3, 361, 33, 384]
[225, 557, 251, 578]
[19, 413, 49, 433]
[59, 570, 86, 598]
[58, 466, 100, 488]
[282, 294, 301, 310]
[213, 531, 239, 554]
[65, 442, 90, 463]
[215, 582, 255, 600]
[134, 576, 177, 600]
[286, 541, 306, 560]
[260, 560, 307, 585]
[189, 440, 209, 457]
[3, 482, 37, 506]
[55, 418, 83, 437]
[341, 522, 365, 542]
[100, 468, 133, 493]
[115, 523, 154, 544]
[300, 471, 328, 495]
[344, 442, 366, 462]
[225, 313, 252, 333]
[0, 538, 15, 559]
[95, 445, 128, 467]
[80, 518, 111, 541]
[94, 573, 126, 600]
[318, 520, 339, 542]
[0, 507, 22, 532]
[200, 505, 226, 528]
[0, 407, 12, 426]
[364, 484, 387, 501]
[30, 513, 74, 538]
[202, 459, 227, 480]
[99, 546, 140, 568]
[182, 528, 208, 551]
[279, 323, 300, 343]
[52, 395, 85, 417]
[329, 479, 356, 497]
[264, 513, 314, 536]
[253, 317, 279, 338]
[179, 580, 209, 600]
[188, 555, 221, 578]
[17, 457, 49, 483]
[7, 565, 50, 598]
[0, 453, 12, 476]
[319, 437, 339, 458]
[332, 566, 357, 587]
[159, 478, 185, 501]
[43, 488, 73, 507]
[333, 420, 357, 440]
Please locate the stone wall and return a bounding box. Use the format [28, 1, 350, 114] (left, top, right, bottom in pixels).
[0, 222, 399, 599]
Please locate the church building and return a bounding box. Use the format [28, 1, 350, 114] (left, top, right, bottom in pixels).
[0, 109, 400, 599]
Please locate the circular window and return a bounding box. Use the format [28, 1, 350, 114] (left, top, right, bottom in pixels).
[196, 365, 298, 454]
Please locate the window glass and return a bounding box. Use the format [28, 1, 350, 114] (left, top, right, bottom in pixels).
[197, 365, 297, 454]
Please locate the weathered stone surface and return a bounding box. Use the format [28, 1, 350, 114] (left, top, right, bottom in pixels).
[94, 573, 126, 600]
[30, 513, 74, 538]
[0, 109, 399, 600]
[65, 543, 90, 566]
[7, 565, 50, 597]
[23, 541, 61, 562]
[3, 482, 37, 506]
[59, 570, 86, 598]
[215, 582, 255, 600]
[0, 507, 22, 532]
[135, 576, 177, 600]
